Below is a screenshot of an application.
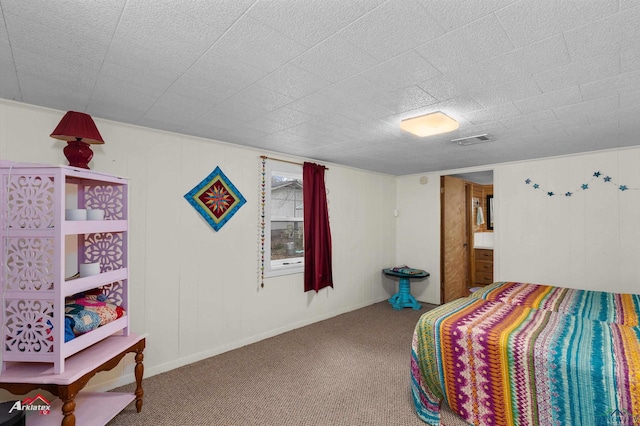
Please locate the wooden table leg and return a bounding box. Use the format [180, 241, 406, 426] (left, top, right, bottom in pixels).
[134, 348, 144, 413]
[60, 390, 76, 426]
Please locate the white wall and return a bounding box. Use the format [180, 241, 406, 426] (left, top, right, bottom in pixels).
[0, 100, 397, 393]
[396, 148, 640, 304]
[496, 149, 640, 294]
[394, 174, 441, 304]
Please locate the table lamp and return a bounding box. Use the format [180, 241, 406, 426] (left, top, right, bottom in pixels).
[50, 111, 104, 169]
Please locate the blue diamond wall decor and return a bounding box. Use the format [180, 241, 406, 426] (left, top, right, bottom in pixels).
[184, 166, 246, 232]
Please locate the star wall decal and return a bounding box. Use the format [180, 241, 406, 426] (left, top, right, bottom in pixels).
[525, 171, 638, 196]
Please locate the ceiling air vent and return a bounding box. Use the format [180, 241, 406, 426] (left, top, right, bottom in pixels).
[451, 134, 492, 146]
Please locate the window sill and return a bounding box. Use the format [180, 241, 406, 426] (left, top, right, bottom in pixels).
[265, 263, 304, 278]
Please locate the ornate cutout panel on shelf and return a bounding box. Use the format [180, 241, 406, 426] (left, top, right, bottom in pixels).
[84, 233, 125, 272]
[99, 281, 125, 305]
[5, 237, 55, 291]
[4, 299, 55, 354]
[4, 174, 55, 229]
[82, 184, 126, 220]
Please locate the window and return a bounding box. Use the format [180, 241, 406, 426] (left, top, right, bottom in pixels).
[264, 160, 304, 277]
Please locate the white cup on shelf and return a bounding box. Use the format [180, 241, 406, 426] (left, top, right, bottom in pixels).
[79, 262, 101, 277]
[65, 209, 87, 221]
[87, 209, 105, 220]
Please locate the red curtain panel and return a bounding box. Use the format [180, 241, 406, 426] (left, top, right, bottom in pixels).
[303, 162, 333, 292]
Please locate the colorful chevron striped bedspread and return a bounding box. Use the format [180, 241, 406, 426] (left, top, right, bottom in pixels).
[411, 296, 640, 425]
[470, 281, 640, 326]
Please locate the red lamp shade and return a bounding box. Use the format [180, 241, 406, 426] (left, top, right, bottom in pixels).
[50, 111, 104, 169]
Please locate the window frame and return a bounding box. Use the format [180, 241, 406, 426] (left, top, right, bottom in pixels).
[264, 160, 304, 277]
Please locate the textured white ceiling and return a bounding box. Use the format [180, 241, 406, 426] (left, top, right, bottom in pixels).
[1, 0, 639, 175]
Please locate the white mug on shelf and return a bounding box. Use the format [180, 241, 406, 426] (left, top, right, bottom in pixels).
[65, 209, 87, 221]
[87, 209, 105, 220]
[79, 262, 101, 277]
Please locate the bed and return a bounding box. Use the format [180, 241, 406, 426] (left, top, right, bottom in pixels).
[469, 281, 639, 326]
[411, 282, 640, 425]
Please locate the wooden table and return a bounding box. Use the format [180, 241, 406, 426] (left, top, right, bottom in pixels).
[0, 333, 145, 426]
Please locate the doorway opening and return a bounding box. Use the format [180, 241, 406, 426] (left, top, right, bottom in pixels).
[440, 170, 494, 304]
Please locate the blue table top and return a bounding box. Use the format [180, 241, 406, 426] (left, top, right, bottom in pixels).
[383, 267, 429, 278]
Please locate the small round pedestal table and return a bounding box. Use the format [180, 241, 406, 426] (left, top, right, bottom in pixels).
[383, 267, 429, 310]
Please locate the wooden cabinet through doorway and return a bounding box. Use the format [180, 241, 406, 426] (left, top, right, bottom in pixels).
[473, 248, 493, 285]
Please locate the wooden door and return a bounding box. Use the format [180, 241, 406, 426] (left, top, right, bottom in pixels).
[441, 175, 468, 304]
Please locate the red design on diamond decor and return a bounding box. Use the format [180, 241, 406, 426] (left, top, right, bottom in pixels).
[199, 180, 233, 218]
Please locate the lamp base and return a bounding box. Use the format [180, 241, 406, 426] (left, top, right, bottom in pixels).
[63, 139, 94, 169]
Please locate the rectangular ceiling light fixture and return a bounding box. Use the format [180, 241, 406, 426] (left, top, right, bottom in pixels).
[400, 111, 459, 137]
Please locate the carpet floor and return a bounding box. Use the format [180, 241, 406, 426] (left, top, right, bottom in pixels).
[108, 301, 469, 426]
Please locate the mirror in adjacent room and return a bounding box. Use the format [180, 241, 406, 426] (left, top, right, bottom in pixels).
[486, 194, 494, 230]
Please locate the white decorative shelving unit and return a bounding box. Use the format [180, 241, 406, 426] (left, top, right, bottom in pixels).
[0, 162, 144, 425]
